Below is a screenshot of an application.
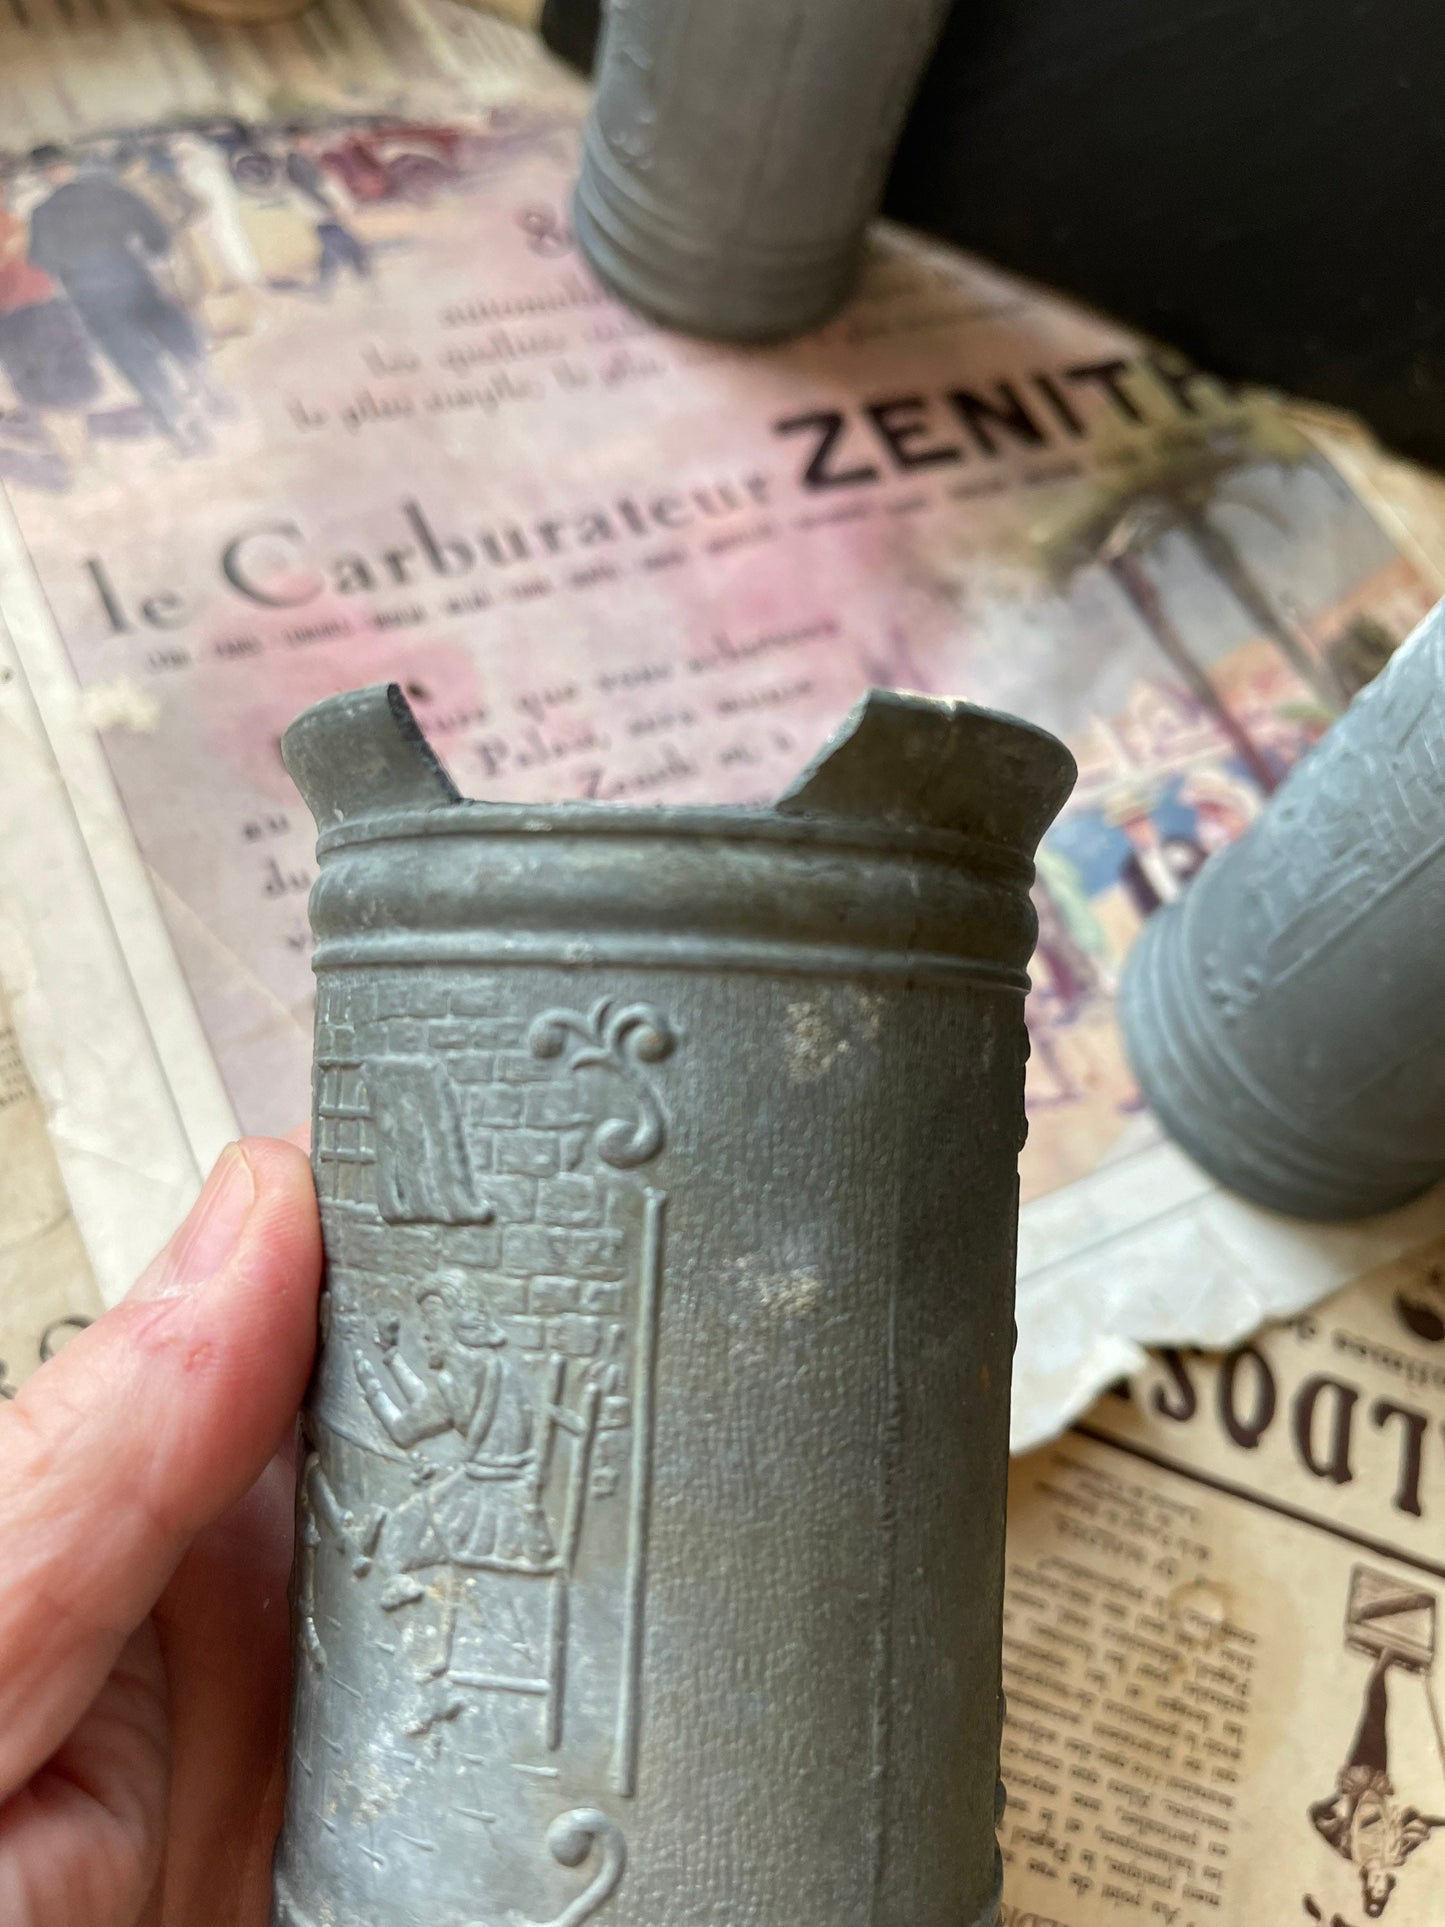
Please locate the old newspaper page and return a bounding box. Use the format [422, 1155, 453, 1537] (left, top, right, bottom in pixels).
[1001, 1238, 1445, 1927]
[0, 14, 1442, 1446]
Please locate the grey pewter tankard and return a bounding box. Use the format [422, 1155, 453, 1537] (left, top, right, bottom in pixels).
[1120, 598, 1445, 1221]
[573, 0, 955, 340]
[272, 682, 1075, 1927]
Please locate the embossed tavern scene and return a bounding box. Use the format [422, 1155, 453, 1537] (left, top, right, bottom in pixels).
[292, 982, 664, 1918]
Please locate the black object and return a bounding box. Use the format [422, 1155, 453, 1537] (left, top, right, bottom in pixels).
[539, 0, 600, 74]
[887, 0, 1445, 466]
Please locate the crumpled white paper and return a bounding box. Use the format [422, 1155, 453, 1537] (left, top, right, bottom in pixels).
[1011, 1133, 1445, 1452]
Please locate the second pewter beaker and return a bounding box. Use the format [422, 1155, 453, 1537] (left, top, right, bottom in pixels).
[1121, 599, 1445, 1220]
[272, 683, 1075, 1927]
[573, 0, 956, 339]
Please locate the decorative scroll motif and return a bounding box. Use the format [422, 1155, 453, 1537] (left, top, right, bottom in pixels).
[521, 1811, 628, 1927]
[527, 1001, 677, 1168]
[1200, 952, 1263, 1026]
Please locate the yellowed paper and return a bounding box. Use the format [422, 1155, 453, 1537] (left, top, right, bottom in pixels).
[1003, 1240, 1445, 1925]
[0, 973, 101, 1396]
[1289, 403, 1445, 597]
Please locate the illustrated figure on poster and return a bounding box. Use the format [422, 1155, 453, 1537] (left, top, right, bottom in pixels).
[1107, 790, 1206, 918]
[284, 129, 371, 293]
[1030, 878, 1095, 1020]
[1178, 765, 1261, 855]
[113, 140, 206, 274]
[0, 184, 101, 487]
[1035, 843, 1115, 1004]
[169, 132, 264, 339]
[117, 137, 260, 344]
[25, 144, 226, 455]
[1025, 874, 1092, 1107]
[1307, 1569, 1445, 1918]
[1025, 847, 1121, 1111]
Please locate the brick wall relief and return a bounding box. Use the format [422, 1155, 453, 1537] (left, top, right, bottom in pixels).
[304, 976, 675, 1784]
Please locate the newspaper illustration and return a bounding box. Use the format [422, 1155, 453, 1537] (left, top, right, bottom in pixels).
[1001, 1237, 1445, 1927]
[1310, 1569, 1444, 1918]
[1001, 1233, 1445, 1927]
[0, 93, 1442, 1433]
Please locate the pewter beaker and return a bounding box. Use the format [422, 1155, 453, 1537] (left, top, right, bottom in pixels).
[1121, 599, 1445, 1219]
[272, 683, 1074, 1927]
[573, 0, 954, 339]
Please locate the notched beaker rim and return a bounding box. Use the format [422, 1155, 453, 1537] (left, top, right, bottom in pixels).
[284, 683, 1077, 874]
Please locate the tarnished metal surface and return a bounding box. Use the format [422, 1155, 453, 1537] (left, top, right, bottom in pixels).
[272, 683, 1074, 1927]
[1121, 599, 1445, 1220]
[572, 0, 954, 340]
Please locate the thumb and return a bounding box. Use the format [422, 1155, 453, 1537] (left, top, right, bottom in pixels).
[0, 1136, 320, 1803]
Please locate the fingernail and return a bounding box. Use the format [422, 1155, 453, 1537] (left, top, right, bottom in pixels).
[153, 1145, 256, 1296]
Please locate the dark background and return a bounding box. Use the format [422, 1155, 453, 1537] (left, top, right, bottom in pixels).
[887, 0, 1445, 466]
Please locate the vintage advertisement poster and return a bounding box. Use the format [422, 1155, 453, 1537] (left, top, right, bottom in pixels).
[0, 98, 1442, 1431]
[1002, 1239, 1445, 1927]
